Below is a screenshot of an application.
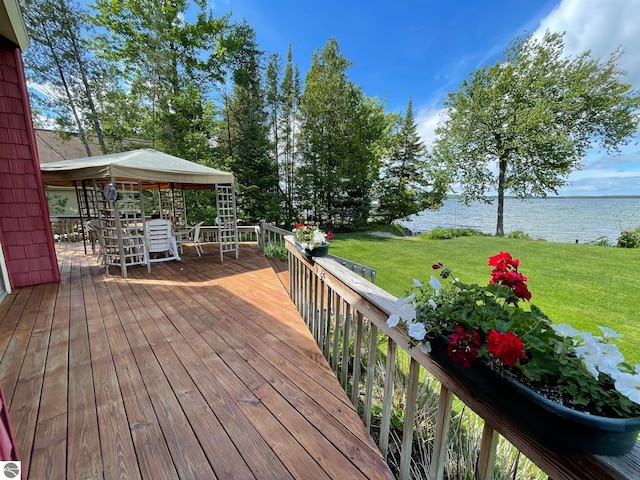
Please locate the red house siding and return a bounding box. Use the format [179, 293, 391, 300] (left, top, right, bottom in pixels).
[0, 37, 59, 288]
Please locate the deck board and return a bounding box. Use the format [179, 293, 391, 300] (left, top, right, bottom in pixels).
[0, 241, 393, 479]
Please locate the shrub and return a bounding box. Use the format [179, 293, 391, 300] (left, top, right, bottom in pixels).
[507, 230, 531, 240]
[263, 242, 288, 261]
[590, 236, 612, 247]
[421, 227, 485, 240]
[617, 227, 640, 248]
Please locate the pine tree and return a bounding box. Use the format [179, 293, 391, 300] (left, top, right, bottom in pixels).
[375, 98, 447, 223]
[297, 38, 386, 229]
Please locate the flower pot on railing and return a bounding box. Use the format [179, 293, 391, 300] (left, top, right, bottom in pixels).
[429, 337, 640, 456]
[296, 242, 330, 259]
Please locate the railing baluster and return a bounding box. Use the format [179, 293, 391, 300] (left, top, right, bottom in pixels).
[379, 337, 396, 460]
[477, 422, 499, 480]
[351, 311, 364, 409]
[399, 357, 420, 480]
[331, 293, 341, 372]
[323, 287, 333, 358]
[364, 323, 378, 432]
[318, 278, 326, 350]
[429, 384, 453, 480]
[341, 303, 352, 391]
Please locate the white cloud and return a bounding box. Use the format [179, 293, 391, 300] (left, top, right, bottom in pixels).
[415, 106, 443, 147]
[535, 0, 640, 89]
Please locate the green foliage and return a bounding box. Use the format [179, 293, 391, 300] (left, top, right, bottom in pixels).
[590, 236, 612, 247]
[507, 230, 532, 240]
[297, 38, 387, 229]
[263, 242, 288, 262]
[432, 31, 640, 236]
[420, 227, 485, 239]
[91, 0, 237, 160]
[374, 98, 447, 224]
[23, 0, 111, 155]
[617, 227, 640, 248]
[46, 193, 69, 215]
[225, 25, 282, 224]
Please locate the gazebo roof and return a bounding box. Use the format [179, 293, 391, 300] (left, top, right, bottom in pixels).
[40, 148, 234, 188]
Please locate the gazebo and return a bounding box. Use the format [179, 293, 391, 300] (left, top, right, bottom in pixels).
[40, 149, 239, 277]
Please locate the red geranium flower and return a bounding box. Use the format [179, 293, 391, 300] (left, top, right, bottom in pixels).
[447, 326, 481, 367]
[326, 231, 334, 241]
[486, 330, 525, 366]
[488, 251, 519, 270]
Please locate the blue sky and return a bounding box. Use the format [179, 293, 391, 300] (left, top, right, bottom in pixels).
[216, 0, 640, 196]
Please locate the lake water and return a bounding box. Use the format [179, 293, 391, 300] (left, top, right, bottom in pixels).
[398, 197, 640, 245]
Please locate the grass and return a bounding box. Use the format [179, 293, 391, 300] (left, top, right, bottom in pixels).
[329, 232, 640, 364]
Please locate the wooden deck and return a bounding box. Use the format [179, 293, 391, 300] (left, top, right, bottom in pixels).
[0, 241, 393, 480]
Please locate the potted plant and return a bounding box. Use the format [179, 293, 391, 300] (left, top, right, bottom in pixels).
[387, 251, 640, 455]
[293, 223, 333, 258]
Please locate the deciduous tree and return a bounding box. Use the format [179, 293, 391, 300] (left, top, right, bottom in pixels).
[432, 31, 640, 236]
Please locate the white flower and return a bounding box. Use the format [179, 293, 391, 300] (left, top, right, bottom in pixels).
[429, 275, 441, 294]
[615, 373, 640, 404]
[413, 279, 423, 288]
[550, 323, 582, 338]
[407, 322, 427, 341]
[595, 343, 625, 379]
[418, 342, 432, 354]
[387, 313, 400, 328]
[576, 336, 624, 379]
[598, 325, 623, 340]
[312, 230, 326, 245]
[427, 298, 437, 310]
[635, 364, 640, 374]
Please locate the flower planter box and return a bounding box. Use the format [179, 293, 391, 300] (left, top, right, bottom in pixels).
[429, 338, 640, 456]
[296, 242, 329, 259]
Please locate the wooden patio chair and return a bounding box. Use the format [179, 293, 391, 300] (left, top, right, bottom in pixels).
[145, 219, 180, 272]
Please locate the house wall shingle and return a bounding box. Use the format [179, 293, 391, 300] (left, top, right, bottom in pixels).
[0, 38, 59, 288]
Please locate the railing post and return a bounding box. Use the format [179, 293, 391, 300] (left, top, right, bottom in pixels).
[258, 219, 265, 250]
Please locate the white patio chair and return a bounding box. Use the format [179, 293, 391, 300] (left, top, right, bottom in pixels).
[85, 219, 104, 261]
[145, 219, 180, 272]
[175, 221, 205, 256]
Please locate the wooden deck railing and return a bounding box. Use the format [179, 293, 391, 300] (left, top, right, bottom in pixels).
[284, 236, 640, 480]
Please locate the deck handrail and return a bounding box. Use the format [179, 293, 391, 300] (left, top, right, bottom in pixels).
[284, 235, 640, 480]
[257, 221, 377, 283]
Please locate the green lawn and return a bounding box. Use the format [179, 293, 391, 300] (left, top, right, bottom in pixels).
[328, 232, 640, 364]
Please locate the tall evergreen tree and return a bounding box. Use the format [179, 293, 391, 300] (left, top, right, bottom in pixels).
[297, 38, 386, 229]
[280, 45, 302, 224]
[375, 98, 447, 224]
[225, 25, 281, 223]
